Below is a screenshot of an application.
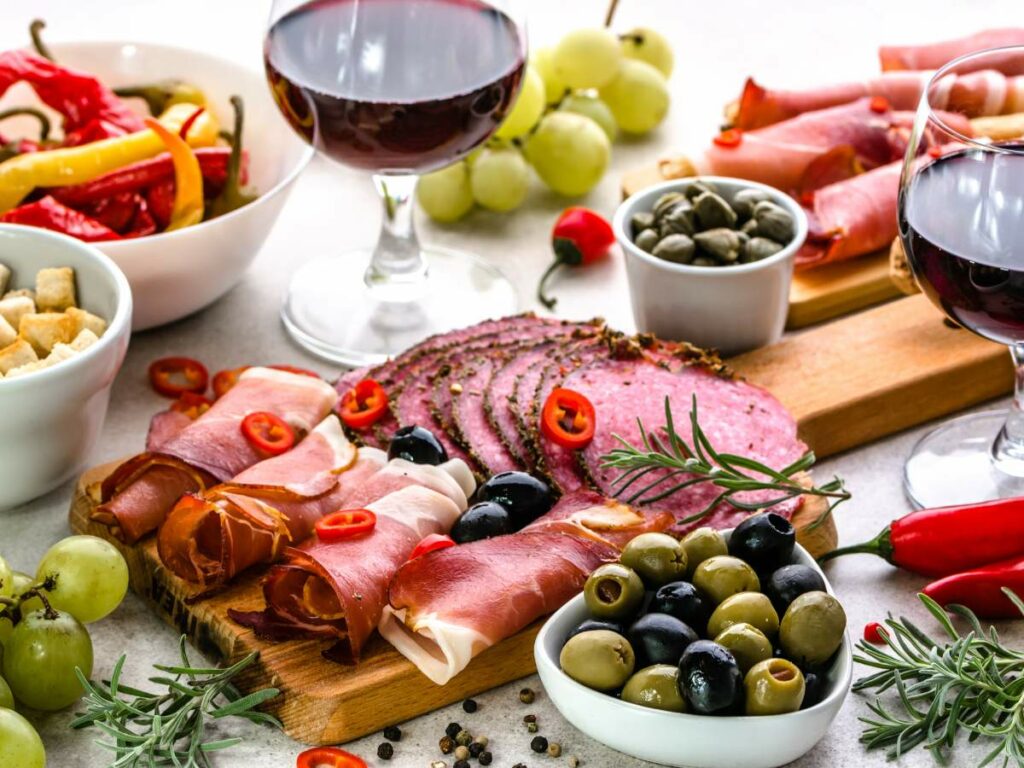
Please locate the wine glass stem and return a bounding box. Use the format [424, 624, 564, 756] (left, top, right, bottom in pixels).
[992, 344, 1024, 477]
[364, 173, 428, 301]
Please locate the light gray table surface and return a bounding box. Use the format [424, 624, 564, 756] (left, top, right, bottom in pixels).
[2, 1, 1021, 766]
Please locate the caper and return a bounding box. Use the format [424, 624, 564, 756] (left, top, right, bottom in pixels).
[779, 591, 847, 666]
[653, 191, 685, 219]
[621, 664, 686, 712]
[707, 592, 780, 639]
[620, 533, 688, 588]
[732, 188, 772, 221]
[744, 658, 805, 716]
[559, 630, 635, 691]
[681, 527, 728, 577]
[694, 228, 743, 264]
[714, 623, 773, 674]
[693, 191, 738, 229]
[584, 563, 645, 620]
[741, 218, 759, 236]
[692, 555, 760, 606]
[752, 201, 796, 243]
[691, 256, 717, 267]
[660, 202, 696, 236]
[634, 228, 660, 253]
[652, 234, 696, 264]
[744, 237, 784, 262]
[630, 211, 655, 237]
[683, 181, 714, 201]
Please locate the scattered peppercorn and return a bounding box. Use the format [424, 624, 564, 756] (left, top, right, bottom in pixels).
[439, 735, 455, 754]
[462, 698, 478, 713]
[446, 722, 462, 739]
[455, 729, 473, 747]
[383, 725, 402, 742]
[519, 687, 536, 704]
[475, 736, 489, 748]
[512, 764, 527, 768]
[523, 714, 537, 724]
[478, 752, 493, 766]
[531, 736, 549, 753]
[454, 746, 470, 761]
[454, 761, 470, 768]
[469, 743, 485, 758]
[376, 742, 394, 760]
[568, 757, 581, 768]
[430, 762, 447, 768]
[527, 722, 539, 734]
[548, 743, 562, 758]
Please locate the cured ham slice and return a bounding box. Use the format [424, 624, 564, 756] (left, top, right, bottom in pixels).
[93, 367, 338, 543]
[879, 29, 1024, 72]
[379, 491, 674, 685]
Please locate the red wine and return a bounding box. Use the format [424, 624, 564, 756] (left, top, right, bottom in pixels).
[900, 144, 1024, 345]
[265, 0, 524, 172]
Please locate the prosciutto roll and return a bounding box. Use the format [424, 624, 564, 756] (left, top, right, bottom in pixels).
[379, 491, 674, 685]
[879, 29, 1024, 72]
[93, 367, 338, 543]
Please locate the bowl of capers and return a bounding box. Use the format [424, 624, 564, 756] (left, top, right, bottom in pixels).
[613, 177, 807, 356]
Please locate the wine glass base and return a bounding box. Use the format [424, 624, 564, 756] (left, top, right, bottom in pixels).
[281, 247, 519, 367]
[903, 410, 1024, 509]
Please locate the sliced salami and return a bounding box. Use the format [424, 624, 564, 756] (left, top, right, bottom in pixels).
[487, 340, 560, 467]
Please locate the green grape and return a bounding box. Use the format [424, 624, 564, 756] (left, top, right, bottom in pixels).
[10, 572, 40, 616]
[0, 557, 10, 600]
[621, 27, 674, 78]
[36, 535, 128, 624]
[552, 28, 623, 90]
[469, 147, 531, 212]
[495, 67, 545, 140]
[524, 112, 610, 197]
[599, 59, 670, 135]
[559, 93, 618, 142]
[418, 162, 474, 223]
[531, 47, 568, 105]
[3, 609, 92, 710]
[0, 708, 45, 768]
[0, 677, 12, 710]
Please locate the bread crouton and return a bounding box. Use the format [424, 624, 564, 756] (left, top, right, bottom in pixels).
[0, 263, 9, 296]
[35, 267, 77, 312]
[0, 315, 16, 348]
[65, 307, 107, 338]
[0, 296, 34, 330]
[19, 312, 75, 356]
[0, 338, 38, 374]
[3, 288, 35, 302]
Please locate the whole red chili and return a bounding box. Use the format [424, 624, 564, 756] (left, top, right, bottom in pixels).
[818, 496, 1024, 577]
[923, 555, 1024, 619]
[0, 195, 121, 242]
[863, 622, 886, 644]
[536, 207, 614, 310]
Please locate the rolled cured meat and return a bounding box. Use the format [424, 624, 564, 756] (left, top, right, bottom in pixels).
[93, 367, 338, 543]
[879, 29, 1024, 72]
[379, 491, 674, 685]
[229, 462, 475, 662]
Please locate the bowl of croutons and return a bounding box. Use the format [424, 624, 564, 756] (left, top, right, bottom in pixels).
[0, 223, 131, 510]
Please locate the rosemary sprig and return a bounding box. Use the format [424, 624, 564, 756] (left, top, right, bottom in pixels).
[854, 590, 1024, 767]
[599, 395, 849, 529]
[71, 635, 281, 767]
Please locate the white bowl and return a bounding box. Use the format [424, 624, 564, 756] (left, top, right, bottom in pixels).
[535, 534, 852, 768]
[0, 224, 132, 510]
[615, 178, 808, 356]
[0, 42, 314, 331]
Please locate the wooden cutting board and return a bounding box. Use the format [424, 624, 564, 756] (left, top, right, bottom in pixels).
[621, 164, 902, 329]
[68, 294, 1014, 745]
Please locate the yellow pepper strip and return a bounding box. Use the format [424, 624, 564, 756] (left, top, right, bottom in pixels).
[144, 117, 204, 231]
[0, 102, 219, 214]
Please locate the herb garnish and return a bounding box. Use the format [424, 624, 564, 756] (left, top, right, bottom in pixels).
[71, 636, 280, 767]
[855, 589, 1024, 767]
[599, 396, 849, 529]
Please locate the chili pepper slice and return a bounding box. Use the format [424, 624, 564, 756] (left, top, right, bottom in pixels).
[212, 366, 250, 399]
[713, 128, 743, 148]
[537, 207, 614, 310]
[869, 95, 890, 113]
[408, 534, 456, 561]
[863, 622, 886, 645]
[927, 145, 944, 159]
[339, 379, 389, 429]
[315, 509, 377, 542]
[149, 356, 209, 398]
[241, 411, 295, 456]
[541, 387, 596, 450]
[170, 391, 212, 419]
[296, 746, 367, 768]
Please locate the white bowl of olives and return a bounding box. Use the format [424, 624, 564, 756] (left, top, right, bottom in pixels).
[614, 178, 807, 356]
[534, 514, 852, 768]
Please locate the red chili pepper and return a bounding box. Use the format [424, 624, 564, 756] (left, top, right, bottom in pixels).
[123, 198, 158, 239]
[270, 364, 321, 378]
[869, 95, 891, 113]
[712, 128, 743, 148]
[241, 411, 295, 456]
[85, 191, 141, 234]
[541, 387, 596, 450]
[408, 534, 456, 561]
[339, 379, 389, 430]
[212, 366, 250, 399]
[863, 622, 887, 644]
[170, 391, 212, 419]
[818, 496, 1024, 577]
[315, 509, 377, 542]
[537, 207, 614, 310]
[149, 357, 209, 399]
[296, 747, 367, 768]
[0, 195, 121, 242]
[923, 555, 1024, 619]
[178, 107, 206, 140]
[146, 182, 175, 230]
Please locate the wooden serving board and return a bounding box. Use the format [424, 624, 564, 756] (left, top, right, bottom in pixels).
[68, 294, 1014, 745]
[621, 164, 903, 329]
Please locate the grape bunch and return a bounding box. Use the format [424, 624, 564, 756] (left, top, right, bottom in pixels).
[419, 26, 673, 222]
[0, 536, 130, 768]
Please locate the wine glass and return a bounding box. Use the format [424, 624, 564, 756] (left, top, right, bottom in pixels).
[264, 0, 526, 366]
[898, 46, 1024, 508]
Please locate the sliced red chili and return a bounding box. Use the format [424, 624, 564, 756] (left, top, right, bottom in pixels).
[149, 356, 209, 399]
[270, 364, 321, 378]
[316, 509, 377, 542]
[869, 95, 890, 113]
[928, 145, 944, 159]
[170, 391, 212, 419]
[339, 379, 389, 429]
[712, 128, 743, 148]
[241, 411, 295, 456]
[863, 622, 887, 644]
[212, 365, 250, 399]
[408, 534, 456, 561]
[296, 746, 367, 768]
[541, 387, 596, 450]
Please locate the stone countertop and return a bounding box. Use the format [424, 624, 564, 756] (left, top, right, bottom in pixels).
[2, 0, 1020, 766]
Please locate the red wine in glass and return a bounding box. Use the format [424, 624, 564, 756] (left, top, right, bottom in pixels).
[265, 0, 525, 172]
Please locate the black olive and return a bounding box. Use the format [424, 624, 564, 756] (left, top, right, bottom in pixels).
[678, 640, 743, 715]
[728, 513, 795, 573]
[801, 671, 827, 709]
[565, 618, 626, 642]
[450, 501, 513, 543]
[649, 581, 710, 629]
[476, 471, 554, 527]
[388, 425, 448, 465]
[764, 564, 826, 615]
[628, 613, 699, 668]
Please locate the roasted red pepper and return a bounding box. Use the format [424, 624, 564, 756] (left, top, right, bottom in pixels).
[85, 191, 140, 233]
[536, 207, 614, 310]
[408, 533, 456, 561]
[818, 496, 1024, 577]
[241, 412, 295, 456]
[149, 356, 210, 399]
[923, 556, 1024, 619]
[339, 379, 389, 430]
[0, 195, 120, 242]
[541, 387, 596, 450]
[296, 747, 367, 768]
[316, 509, 377, 542]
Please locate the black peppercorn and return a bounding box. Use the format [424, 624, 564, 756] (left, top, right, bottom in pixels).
[469, 743, 485, 758]
[383, 725, 402, 742]
[462, 698, 478, 713]
[530, 736, 548, 753]
[454, 761, 470, 768]
[445, 722, 462, 739]
[439, 735, 455, 754]
[376, 743, 394, 760]
[478, 752, 493, 766]
[519, 687, 535, 704]
[512, 764, 526, 768]
[523, 714, 537, 723]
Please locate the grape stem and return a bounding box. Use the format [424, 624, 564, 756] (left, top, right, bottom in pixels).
[604, 0, 620, 27]
[19, 587, 58, 620]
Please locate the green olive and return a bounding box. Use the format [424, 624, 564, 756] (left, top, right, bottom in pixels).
[692, 556, 760, 606]
[779, 591, 847, 666]
[620, 533, 687, 588]
[744, 658, 805, 716]
[681, 527, 728, 577]
[559, 630, 635, 691]
[621, 664, 686, 712]
[713, 623, 773, 674]
[584, 563, 646, 620]
[707, 592, 780, 639]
